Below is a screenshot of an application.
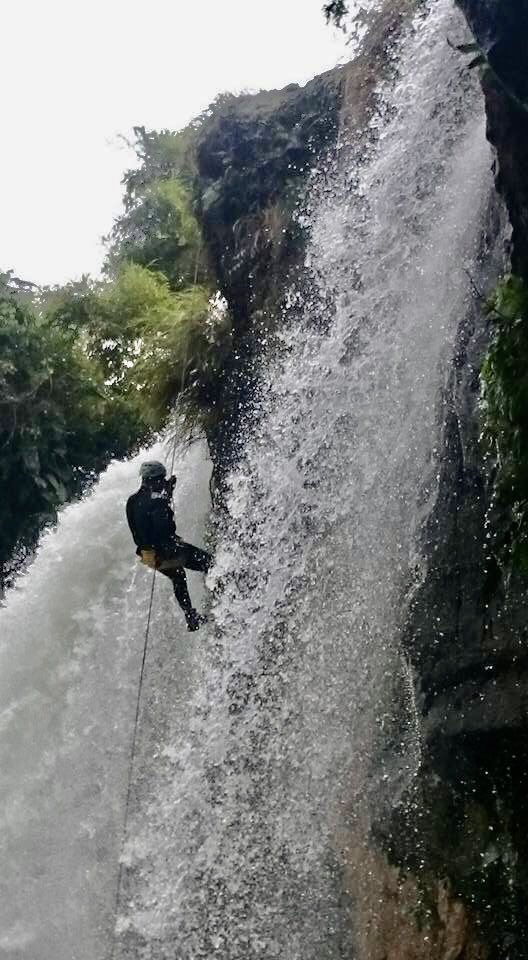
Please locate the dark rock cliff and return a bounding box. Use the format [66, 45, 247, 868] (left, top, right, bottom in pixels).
[390, 195, 527, 958]
[383, 3, 528, 957]
[456, 0, 528, 273]
[194, 73, 342, 468]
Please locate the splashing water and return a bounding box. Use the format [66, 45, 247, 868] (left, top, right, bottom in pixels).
[112, 2, 494, 958]
[1, 1, 496, 957]
[0, 442, 211, 959]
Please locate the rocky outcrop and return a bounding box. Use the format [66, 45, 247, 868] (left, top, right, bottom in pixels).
[456, 0, 528, 273]
[338, 833, 487, 960]
[194, 75, 343, 468]
[193, 0, 419, 469]
[195, 0, 419, 334]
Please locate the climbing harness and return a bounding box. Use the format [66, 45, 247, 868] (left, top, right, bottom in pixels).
[139, 548, 158, 570]
[110, 439, 179, 957]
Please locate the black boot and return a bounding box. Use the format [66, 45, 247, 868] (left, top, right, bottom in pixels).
[185, 608, 206, 632]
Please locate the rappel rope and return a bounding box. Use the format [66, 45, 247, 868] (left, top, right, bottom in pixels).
[110, 438, 179, 958]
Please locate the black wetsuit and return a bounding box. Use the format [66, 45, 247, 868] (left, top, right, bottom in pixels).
[126, 483, 211, 616]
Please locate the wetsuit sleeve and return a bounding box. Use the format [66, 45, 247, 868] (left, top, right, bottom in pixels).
[126, 495, 140, 548]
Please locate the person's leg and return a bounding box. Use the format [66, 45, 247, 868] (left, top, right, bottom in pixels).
[160, 541, 212, 574]
[157, 544, 211, 631]
[158, 565, 204, 632]
[159, 566, 193, 614]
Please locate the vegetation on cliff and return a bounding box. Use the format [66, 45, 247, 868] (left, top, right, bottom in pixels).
[323, 2, 371, 28]
[454, 0, 528, 577]
[481, 274, 528, 571]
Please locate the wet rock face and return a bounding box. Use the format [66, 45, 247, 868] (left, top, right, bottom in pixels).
[456, 0, 528, 273]
[194, 75, 346, 469]
[392, 196, 528, 955]
[403, 197, 523, 743]
[193, 0, 420, 470]
[381, 730, 528, 957]
[383, 6, 528, 954]
[340, 836, 487, 960]
[195, 76, 342, 329]
[195, 0, 420, 337]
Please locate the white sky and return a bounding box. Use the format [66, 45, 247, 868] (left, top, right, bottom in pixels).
[1, 0, 349, 287]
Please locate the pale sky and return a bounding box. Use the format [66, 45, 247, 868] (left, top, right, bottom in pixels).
[1, 0, 349, 287]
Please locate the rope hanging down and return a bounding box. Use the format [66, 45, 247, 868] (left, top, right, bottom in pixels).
[110, 439, 178, 958]
[110, 568, 156, 959]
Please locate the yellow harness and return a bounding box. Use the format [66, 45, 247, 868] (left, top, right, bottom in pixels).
[140, 549, 159, 570]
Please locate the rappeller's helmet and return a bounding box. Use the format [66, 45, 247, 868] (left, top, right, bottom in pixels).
[140, 460, 167, 481]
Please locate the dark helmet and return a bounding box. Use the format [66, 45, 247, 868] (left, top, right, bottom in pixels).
[140, 460, 166, 481]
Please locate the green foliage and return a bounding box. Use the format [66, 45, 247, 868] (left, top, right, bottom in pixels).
[119, 125, 196, 200]
[107, 178, 203, 288]
[46, 263, 231, 437]
[0, 269, 36, 302]
[0, 292, 144, 577]
[106, 126, 208, 289]
[100, 125, 230, 436]
[481, 275, 528, 570]
[132, 283, 232, 435]
[323, 1, 349, 28]
[48, 266, 170, 385]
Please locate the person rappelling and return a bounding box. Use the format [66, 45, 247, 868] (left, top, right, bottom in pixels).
[126, 460, 212, 631]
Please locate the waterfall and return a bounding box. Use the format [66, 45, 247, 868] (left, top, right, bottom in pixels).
[0, 442, 212, 958]
[1, 0, 495, 957]
[111, 2, 494, 957]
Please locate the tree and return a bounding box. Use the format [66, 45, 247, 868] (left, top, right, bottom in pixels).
[47, 263, 231, 436]
[323, 1, 349, 27]
[106, 178, 204, 288]
[105, 126, 208, 289]
[0, 291, 144, 581]
[323, 1, 372, 40]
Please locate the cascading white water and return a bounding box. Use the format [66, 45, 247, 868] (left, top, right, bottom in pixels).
[109, 2, 495, 958]
[0, 1, 495, 957]
[0, 442, 211, 959]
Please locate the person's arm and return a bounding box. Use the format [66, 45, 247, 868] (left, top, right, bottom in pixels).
[150, 495, 178, 553]
[126, 495, 140, 547]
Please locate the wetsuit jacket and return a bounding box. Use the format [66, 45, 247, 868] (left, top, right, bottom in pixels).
[126, 485, 179, 558]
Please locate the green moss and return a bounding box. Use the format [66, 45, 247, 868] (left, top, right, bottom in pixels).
[481, 274, 528, 571]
